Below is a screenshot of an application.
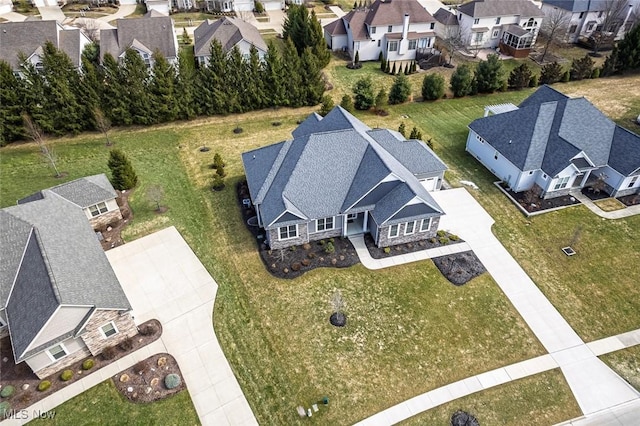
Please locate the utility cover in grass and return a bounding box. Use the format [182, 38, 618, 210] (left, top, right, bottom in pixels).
[433, 251, 486, 286]
[451, 410, 480, 426]
[330, 312, 346, 327]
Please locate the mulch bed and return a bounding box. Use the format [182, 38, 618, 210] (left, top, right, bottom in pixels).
[581, 186, 611, 201]
[618, 193, 640, 207]
[432, 251, 486, 286]
[99, 189, 133, 251]
[237, 181, 359, 279]
[0, 319, 161, 413]
[505, 187, 580, 213]
[113, 353, 185, 403]
[363, 232, 464, 259]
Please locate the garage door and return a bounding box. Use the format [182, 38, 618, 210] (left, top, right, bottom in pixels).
[420, 178, 437, 191]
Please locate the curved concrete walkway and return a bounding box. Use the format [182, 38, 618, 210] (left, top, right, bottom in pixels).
[0, 11, 28, 21]
[571, 191, 640, 219]
[97, 3, 136, 22]
[354, 188, 639, 425]
[3, 227, 257, 425]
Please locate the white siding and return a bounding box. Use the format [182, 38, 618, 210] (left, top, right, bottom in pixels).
[83, 198, 118, 221]
[466, 130, 524, 188]
[26, 306, 91, 352]
[459, 11, 541, 49]
[420, 177, 438, 191]
[262, 0, 283, 10]
[25, 336, 87, 372]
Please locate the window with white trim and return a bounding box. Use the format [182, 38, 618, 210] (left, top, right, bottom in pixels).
[100, 321, 119, 338]
[474, 18, 479, 25]
[388, 25, 393, 32]
[404, 221, 416, 235]
[388, 224, 399, 238]
[542, 173, 548, 179]
[419, 218, 432, 232]
[371, 26, 376, 34]
[278, 225, 298, 240]
[47, 344, 68, 361]
[492, 29, 500, 38]
[553, 176, 570, 190]
[495, 17, 501, 25]
[89, 202, 109, 217]
[316, 217, 335, 232]
[628, 175, 638, 188]
[388, 40, 398, 51]
[408, 39, 417, 50]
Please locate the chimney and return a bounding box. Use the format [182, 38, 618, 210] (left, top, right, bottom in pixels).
[402, 13, 410, 40]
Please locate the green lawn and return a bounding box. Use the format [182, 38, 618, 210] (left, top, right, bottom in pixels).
[29, 381, 199, 426]
[399, 369, 580, 426]
[601, 346, 640, 392]
[2, 75, 639, 424]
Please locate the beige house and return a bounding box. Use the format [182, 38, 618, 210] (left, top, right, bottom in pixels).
[1, 178, 135, 379]
[194, 17, 268, 66]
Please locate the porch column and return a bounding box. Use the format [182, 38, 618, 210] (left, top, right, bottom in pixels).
[580, 170, 592, 187]
[342, 215, 348, 237]
[362, 212, 368, 233]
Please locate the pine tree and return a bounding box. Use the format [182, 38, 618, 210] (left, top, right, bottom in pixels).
[379, 51, 385, 71]
[79, 56, 102, 128]
[340, 94, 355, 113]
[214, 152, 226, 177]
[352, 77, 375, 110]
[319, 95, 334, 116]
[475, 54, 504, 93]
[450, 63, 473, 97]
[282, 39, 303, 107]
[0, 60, 26, 144]
[398, 122, 406, 137]
[403, 63, 408, 75]
[20, 56, 53, 134]
[374, 88, 387, 111]
[409, 126, 422, 139]
[539, 62, 564, 84]
[175, 47, 197, 119]
[282, 5, 329, 68]
[108, 149, 138, 190]
[225, 46, 248, 112]
[300, 47, 325, 106]
[391, 62, 396, 74]
[385, 60, 390, 74]
[264, 41, 287, 107]
[102, 53, 130, 125]
[198, 39, 227, 114]
[246, 45, 266, 110]
[122, 49, 153, 124]
[388, 73, 411, 104]
[421, 73, 445, 100]
[570, 54, 594, 80]
[354, 50, 360, 65]
[508, 63, 532, 90]
[150, 51, 178, 123]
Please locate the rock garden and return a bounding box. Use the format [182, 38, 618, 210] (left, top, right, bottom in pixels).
[0, 319, 161, 418]
[113, 353, 185, 403]
[363, 230, 463, 259]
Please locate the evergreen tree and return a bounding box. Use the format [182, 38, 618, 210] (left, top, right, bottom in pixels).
[0, 60, 26, 144]
[20, 56, 53, 133]
[529, 74, 539, 87]
[385, 60, 390, 73]
[539, 62, 564, 84]
[601, 46, 619, 76]
[149, 51, 178, 123]
[616, 23, 640, 72]
[570, 54, 594, 80]
[374, 88, 387, 111]
[508, 63, 532, 90]
[175, 47, 197, 119]
[398, 122, 406, 137]
[354, 50, 360, 65]
[108, 149, 138, 190]
[319, 95, 334, 116]
[79, 56, 103, 128]
[409, 126, 422, 139]
[391, 62, 396, 75]
[264, 41, 287, 107]
[403, 63, 408, 75]
[198, 39, 228, 114]
[379, 52, 386, 71]
[561, 70, 570, 82]
[282, 39, 303, 107]
[450, 64, 474, 97]
[475, 54, 504, 93]
[388, 73, 411, 104]
[352, 77, 375, 110]
[102, 53, 130, 125]
[340, 94, 355, 113]
[246, 45, 267, 110]
[421, 73, 445, 100]
[122, 49, 153, 124]
[225, 46, 249, 112]
[282, 5, 329, 67]
[40, 41, 84, 135]
[81, 42, 101, 69]
[300, 47, 325, 105]
[182, 27, 191, 45]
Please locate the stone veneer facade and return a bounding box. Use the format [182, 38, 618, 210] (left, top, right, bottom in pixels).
[377, 217, 441, 248]
[34, 346, 92, 379]
[81, 310, 137, 356]
[89, 209, 123, 231]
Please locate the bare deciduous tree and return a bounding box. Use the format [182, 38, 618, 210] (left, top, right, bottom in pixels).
[539, 7, 570, 63]
[591, 0, 630, 56]
[93, 107, 113, 146]
[23, 114, 61, 177]
[439, 25, 468, 65]
[146, 184, 165, 211]
[75, 18, 101, 43]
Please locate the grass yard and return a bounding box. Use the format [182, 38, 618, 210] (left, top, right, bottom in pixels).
[2, 74, 640, 424]
[29, 380, 199, 426]
[594, 198, 627, 212]
[600, 346, 640, 392]
[398, 369, 580, 426]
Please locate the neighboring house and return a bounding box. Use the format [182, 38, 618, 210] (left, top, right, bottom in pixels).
[466, 85, 640, 199]
[323, 0, 437, 62]
[433, 7, 460, 41]
[0, 20, 91, 75]
[194, 17, 268, 66]
[241, 106, 448, 250]
[541, 0, 639, 44]
[18, 174, 123, 231]
[204, 0, 283, 12]
[0, 190, 136, 380]
[99, 11, 179, 67]
[457, 0, 544, 57]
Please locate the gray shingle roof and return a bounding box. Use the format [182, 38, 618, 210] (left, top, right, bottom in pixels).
[1, 191, 131, 362]
[542, 0, 610, 13]
[242, 106, 445, 230]
[368, 129, 448, 176]
[19, 174, 116, 208]
[194, 17, 267, 58]
[469, 85, 640, 177]
[0, 20, 87, 70]
[99, 15, 177, 62]
[365, 0, 435, 26]
[434, 7, 459, 25]
[324, 18, 348, 35]
[458, 0, 544, 18]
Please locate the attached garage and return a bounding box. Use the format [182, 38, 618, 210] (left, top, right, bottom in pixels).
[420, 177, 438, 192]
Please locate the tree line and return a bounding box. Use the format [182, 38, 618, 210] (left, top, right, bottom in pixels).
[0, 4, 328, 145]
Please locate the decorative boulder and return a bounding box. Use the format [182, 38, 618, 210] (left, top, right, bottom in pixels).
[451, 410, 480, 426]
[164, 373, 181, 390]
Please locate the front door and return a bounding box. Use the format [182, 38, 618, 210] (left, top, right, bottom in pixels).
[344, 212, 368, 236]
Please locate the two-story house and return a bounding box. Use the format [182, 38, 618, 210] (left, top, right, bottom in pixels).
[194, 17, 268, 66]
[457, 0, 545, 57]
[324, 0, 437, 62]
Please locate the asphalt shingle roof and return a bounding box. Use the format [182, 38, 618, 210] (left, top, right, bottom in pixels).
[469, 85, 640, 177]
[324, 18, 348, 35]
[19, 174, 117, 208]
[365, 0, 435, 26]
[542, 0, 610, 13]
[194, 17, 267, 58]
[242, 106, 445, 230]
[458, 0, 544, 18]
[99, 15, 177, 62]
[434, 7, 459, 25]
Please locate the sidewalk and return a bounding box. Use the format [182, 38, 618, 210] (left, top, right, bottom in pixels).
[97, 4, 136, 22]
[571, 191, 640, 219]
[0, 11, 28, 21]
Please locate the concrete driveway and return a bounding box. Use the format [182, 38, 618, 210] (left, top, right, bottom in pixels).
[106, 227, 257, 426]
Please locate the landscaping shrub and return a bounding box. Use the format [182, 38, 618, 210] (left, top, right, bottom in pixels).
[437, 230, 446, 237]
[108, 149, 138, 190]
[329, 238, 334, 243]
[38, 380, 52, 392]
[118, 337, 134, 351]
[82, 359, 95, 370]
[60, 370, 74, 381]
[439, 237, 449, 244]
[0, 401, 11, 418]
[0, 385, 15, 398]
[421, 73, 445, 100]
[133, 360, 147, 375]
[308, 252, 316, 259]
[139, 323, 157, 336]
[291, 262, 301, 271]
[449, 234, 460, 241]
[383, 247, 391, 254]
[540, 62, 564, 84]
[102, 345, 117, 360]
[164, 373, 181, 390]
[301, 259, 310, 266]
[325, 241, 335, 254]
[254, 0, 264, 13]
[388, 73, 411, 104]
[450, 64, 474, 97]
[352, 77, 375, 110]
